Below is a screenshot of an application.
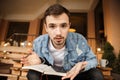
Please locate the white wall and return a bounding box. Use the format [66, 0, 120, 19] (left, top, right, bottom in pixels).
[103, 0, 120, 56]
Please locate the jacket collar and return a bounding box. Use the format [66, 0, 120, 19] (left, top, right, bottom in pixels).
[66, 32, 76, 51]
[42, 33, 76, 53]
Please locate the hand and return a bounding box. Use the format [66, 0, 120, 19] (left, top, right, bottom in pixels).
[62, 61, 87, 80]
[21, 49, 41, 66]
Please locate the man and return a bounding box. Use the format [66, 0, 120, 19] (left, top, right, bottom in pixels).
[21, 4, 104, 80]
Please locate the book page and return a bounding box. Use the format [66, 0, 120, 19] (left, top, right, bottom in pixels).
[22, 64, 66, 76]
[43, 65, 66, 76]
[22, 64, 48, 73]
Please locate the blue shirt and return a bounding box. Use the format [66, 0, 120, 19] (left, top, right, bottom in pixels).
[33, 32, 97, 72]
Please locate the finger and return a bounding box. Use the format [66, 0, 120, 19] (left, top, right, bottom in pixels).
[23, 61, 30, 66]
[62, 72, 71, 80]
[68, 65, 76, 73]
[27, 49, 34, 54]
[23, 55, 28, 58]
[62, 65, 77, 79]
[62, 75, 70, 80]
[69, 63, 82, 80]
[70, 74, 76, 80]
[70, 70, 79, 80]
[25, 49, 33, 56]
[62, 70, 75, 80]
[20, 59, 26, 64]
[22, 60, 30, 65]
[81, 61, 87, 69]
[24, 49, 35, 58]
[20, 57, 28, 64]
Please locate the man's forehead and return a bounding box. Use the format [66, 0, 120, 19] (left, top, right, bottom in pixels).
[46, 13, 69, 19]
[46, 14, 69, 24]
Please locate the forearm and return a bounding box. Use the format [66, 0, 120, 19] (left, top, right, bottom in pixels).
[75, 61, 87, 72]
[83, 59, 98, 71]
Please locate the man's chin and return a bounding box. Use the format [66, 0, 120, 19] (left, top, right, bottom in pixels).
[55, 43, 63, 45]
[55, 42, 64, 45]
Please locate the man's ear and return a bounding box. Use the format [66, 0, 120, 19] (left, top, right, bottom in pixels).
[69, 22, 71, 27]
[44, 23, 48, 33]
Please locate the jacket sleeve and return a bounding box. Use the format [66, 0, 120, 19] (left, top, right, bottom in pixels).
[84, 47, 98, 71]
[76, 34, 98, 71]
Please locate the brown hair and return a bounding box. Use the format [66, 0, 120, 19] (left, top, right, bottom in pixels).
[43, 4, 70, 23]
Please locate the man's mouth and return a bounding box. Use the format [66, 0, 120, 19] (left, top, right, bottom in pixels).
[55, 37, 63, 42]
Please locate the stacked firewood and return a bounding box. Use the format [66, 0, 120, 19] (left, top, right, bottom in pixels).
[0, 46, 30, 80]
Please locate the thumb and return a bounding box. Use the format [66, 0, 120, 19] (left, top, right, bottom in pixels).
[27, 49, 34, 54]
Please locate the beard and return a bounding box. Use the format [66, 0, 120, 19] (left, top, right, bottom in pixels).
[52, 36, 65, 48]
[54, 40, 65, 45]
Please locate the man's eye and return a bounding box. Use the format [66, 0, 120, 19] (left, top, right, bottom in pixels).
[49, 25, 55, 28]
[61, 24, 67, 28]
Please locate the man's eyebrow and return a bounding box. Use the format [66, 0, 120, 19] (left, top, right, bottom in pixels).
[48, 23, 55, 25]
[62, 22, 67, 24]
[60, 23, 69, 26]
[48, 22, 68, 25]
[61, 23, 67, 24]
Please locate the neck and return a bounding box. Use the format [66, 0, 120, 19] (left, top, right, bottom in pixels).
[54, 44, 65, 49]
[51, 41, 65, 49]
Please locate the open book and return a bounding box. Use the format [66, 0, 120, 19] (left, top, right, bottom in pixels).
[22, 64, 66, 76]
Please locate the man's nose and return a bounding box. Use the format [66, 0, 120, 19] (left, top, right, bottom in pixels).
[56, 27, 61, 35]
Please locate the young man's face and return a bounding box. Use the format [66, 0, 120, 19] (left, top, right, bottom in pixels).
[45, 13, 70, 48]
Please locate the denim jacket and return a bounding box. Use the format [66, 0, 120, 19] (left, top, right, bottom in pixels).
[33, 32, 97, 72]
